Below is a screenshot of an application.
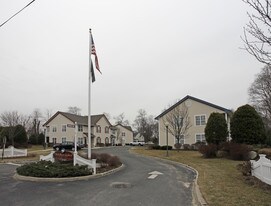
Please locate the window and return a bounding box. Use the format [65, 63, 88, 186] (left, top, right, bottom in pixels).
[196, 134, 206, 143]
[105, 137, 109, 144]
[78, 137, 83, 144]
[62, 137, 66, 143]
[52, 126, 57, 132]
[105, 126, 109, 133]
[62, 125, 66, 132]
[96, 125, 101, 133]
[47, 126, 50, 133]
[195, 115, 206, 126]
[78, 125, 83, 132]
[122, 132, 125, 137]
[96, 137, 101, 144]
[52, 138, 57, 144]
[175, 135, 184, 144]
[174, 117, 183, 126]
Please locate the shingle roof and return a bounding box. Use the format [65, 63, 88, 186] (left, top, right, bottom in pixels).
[43, 111, 106, 126]
[115, 123, 133, 132]
[155, 95, 232, 120]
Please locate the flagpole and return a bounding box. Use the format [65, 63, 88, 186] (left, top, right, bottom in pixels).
[88, 28, 92, 159]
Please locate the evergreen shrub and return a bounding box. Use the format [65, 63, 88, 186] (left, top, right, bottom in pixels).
[16, 161, 92, 177]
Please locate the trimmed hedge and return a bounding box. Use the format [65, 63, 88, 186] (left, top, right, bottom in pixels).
[160, 145, 173, 150]
[16, 161, 92, 177]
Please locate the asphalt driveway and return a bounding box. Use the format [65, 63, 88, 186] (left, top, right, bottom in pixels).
[0, 147, 197, 206]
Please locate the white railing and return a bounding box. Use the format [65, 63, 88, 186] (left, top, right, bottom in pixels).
[73, 153, 96, 175]
[251, 154, 271, 186]
[40, 151, 55, 162]
[0, 146, 27, 158]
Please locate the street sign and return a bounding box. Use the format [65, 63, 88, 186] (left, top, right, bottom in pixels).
[67, 124, 75, 128]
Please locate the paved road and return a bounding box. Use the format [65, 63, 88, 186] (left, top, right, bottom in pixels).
[0, 147, 197, 206]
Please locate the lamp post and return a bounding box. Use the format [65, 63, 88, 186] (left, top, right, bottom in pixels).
[165, 122, 169, 157]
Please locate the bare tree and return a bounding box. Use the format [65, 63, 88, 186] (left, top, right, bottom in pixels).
[133, 109, 157, 142]
[30, 109, 43, 136]
[44, 109, 53, 122]
[249, 65, 271, 119]
[146, 115, 158, 143]
[133, 109, 148, 140]
[0, 111, 31, 128]
[0, 111, 31, 145]
[114, 113, 130, 126]
[67, 106, 81, 115]
[163, 104, 191, 146]
[242, 0, 271, 65]
[0, 111, 20, 127]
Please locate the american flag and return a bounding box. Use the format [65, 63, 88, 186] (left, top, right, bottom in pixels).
[90, 32, 101, 74]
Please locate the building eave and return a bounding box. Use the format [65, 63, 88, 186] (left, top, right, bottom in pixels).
[155, 95, 232, 120]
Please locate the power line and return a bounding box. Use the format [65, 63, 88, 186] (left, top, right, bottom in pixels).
[0, 0, 36, 28]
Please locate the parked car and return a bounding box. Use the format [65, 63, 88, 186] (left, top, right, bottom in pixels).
[129, 141, 145, 146]
[53, 141, 82, 151]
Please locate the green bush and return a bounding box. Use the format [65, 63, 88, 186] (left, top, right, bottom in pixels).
[151, 145, 161, 150]
[37, 133, 45, 145]
[16, 161, 92, 177]
[205, 113, 228, 145]
[14, 125, 28, 145]
[160, 145, 173, 150]
[231, 104, 266, 144]
[28, 135, 38, 145]
[198, 144, 217, 158]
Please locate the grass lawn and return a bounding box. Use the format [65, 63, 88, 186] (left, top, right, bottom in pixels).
[133, 148, 271, 206]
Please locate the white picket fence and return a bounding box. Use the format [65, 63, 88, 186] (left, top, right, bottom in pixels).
[73, 153, 96, 175]
[0, 146, 27, 158]
[251, 154, 271, 185]
[40, 151, 55, 162]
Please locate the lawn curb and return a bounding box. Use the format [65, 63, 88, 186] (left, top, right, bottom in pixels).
[130, 150, 207, 206]
[160, 158, 207, 206]
[13, 164, 125, 182]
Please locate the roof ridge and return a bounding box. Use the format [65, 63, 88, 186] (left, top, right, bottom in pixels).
[155, 95, 231, 119]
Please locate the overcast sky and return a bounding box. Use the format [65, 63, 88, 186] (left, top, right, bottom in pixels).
[0, 0, 264, 124]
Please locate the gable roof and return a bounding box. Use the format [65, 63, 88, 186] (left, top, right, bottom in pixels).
[114, 123, 133, 132]
[155, 95, 232, 120]
[43, 111, 110, 127]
